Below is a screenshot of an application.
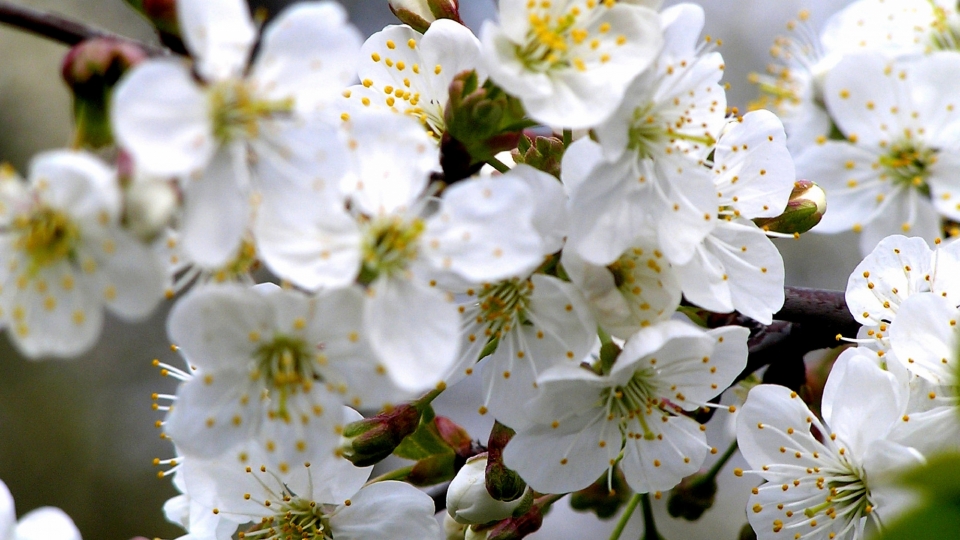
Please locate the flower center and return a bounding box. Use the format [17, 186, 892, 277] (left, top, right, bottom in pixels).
[801, 459, 871, 531]
[600, 368, 661, 440]
[607, 246, 669, 327]
[243, 490, 334, 540]
[209, 80, 294, 143]
[477, 278, 533, 339]
[213, 239, 259, 281]
[14, 206, 80, 274]
[359, 216, 425, 284]
[627, 104, 669, 159]
[879, 141, 936, 195]
[254, 335, 318, 420]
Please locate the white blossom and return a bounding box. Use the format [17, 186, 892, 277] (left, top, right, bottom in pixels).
[504, 320, 747, 494]
[112, 0, 362, 268]
[0, 151, 165, 358]
[797, 52, 960, 254]
[480, 0, 662, 128]
[737, 353, 928, 540]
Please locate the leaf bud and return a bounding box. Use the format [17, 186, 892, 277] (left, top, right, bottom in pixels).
[337, 404, 422, 467]
[753, 180, 826, 235]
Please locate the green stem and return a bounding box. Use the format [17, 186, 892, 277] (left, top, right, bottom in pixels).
[609, 493, 642, 540]
[366, 464, 413, 484]
[598, 326, 613, 346]
[699, 440, 739, 485]
[640, 493, 662, 540]
[487, 156, 511, 173]
[563, 128, 572, 147]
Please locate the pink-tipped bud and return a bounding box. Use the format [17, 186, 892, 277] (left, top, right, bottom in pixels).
[388, 0, 462, 33]
[61, 38, 148, 148]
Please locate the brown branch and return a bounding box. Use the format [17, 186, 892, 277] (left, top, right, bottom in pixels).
[0, 1, 166, 55]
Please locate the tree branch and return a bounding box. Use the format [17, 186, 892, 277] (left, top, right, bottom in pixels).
[0, 1, 165, 55]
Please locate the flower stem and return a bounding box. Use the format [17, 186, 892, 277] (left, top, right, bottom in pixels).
[609, 493, 642, 540]
[640, 493, 663, 540]
[700, 440, 738, 485]
[0, 1, 165, 54]
[366, 464, 414, 484]
[486, 156, 511, 173]
[563, 128, 572, 147]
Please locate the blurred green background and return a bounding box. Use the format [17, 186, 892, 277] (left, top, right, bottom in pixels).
[0, 1, 857, 539]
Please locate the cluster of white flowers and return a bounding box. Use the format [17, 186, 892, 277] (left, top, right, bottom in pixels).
[756, 0, 960, 254]
[736, 234, 960, 540]
[8, 0, 960, 539]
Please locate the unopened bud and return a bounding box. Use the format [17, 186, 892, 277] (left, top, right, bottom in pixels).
[61, 38, 148, 149]
[338, 404, 422, 467]
[448, 454, 527, 525]
[444, 513, 469, 539]
[753, 180, 826, 235]
[570, 467, 631, 519]
[512, 134, 564, 179]
[388, 0, 462, 33]
[124, 177, 178, 241]
[485, 422, 526, 502]
[667, 473, 718, 521]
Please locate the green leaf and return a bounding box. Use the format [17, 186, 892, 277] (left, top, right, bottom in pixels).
[900, 452, 960, 498]
[393, 414, 453, 461]
[877, 502, 960, 540]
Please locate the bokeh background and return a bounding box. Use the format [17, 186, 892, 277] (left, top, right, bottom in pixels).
[0, 1, 860, 538]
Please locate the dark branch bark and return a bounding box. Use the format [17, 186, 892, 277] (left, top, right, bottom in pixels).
[0, 1, 166, 55]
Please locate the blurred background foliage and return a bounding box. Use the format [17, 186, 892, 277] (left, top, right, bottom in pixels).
[0, 1, 857, 539]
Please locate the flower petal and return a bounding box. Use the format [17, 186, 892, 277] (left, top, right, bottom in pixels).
[178, 0, 255, 81]
[112, 60, 213, 176]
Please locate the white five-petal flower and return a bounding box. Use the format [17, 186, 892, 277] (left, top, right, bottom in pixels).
[0, 151, 165, 358]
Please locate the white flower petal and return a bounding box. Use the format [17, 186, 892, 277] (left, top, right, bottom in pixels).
[178, 0, 255, 81]
[713, 110, 795, 219]
[180, 145, 249, 269]
[252, 2, 362, 113]
[821, 352, 903, 458]
[364, 276, 458, 392]
[164, 369, 261, 458]
[112, 60, 214, 176]
[341, 112, 436, 216]
[620, 413, 706, 493]
[29, 150, 120, 222]
[89, 229, 166, 320]
[889, 293, 959, 383]
[13, 507, 80, 540]
[167, 285, 271, 372]
[0, 480, 14, 540]
[329, 481, 441, 540]
[503, 409, 611, 494]
[736, 385, 830, 482]
[423, 175, 541, 281]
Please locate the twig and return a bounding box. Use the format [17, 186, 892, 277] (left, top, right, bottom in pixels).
[0, 1, 166, 55]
